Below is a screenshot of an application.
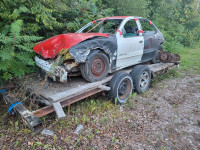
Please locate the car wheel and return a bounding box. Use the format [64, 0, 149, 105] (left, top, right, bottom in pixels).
[109, 72, 133, 104]
[150, 45, 164, 64]
[130, 65, 151, 94]
[80, 52, 109, 82]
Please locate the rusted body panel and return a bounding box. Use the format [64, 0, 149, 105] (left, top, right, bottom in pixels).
[158, 52, 180, 63]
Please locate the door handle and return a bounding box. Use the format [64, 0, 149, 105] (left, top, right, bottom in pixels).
[139, 41, 143, 43]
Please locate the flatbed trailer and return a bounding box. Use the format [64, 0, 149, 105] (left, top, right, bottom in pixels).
[1, 62, 177, 133]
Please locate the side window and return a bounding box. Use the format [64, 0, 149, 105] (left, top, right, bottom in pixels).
[103, 21, 118, 34]
[100, 20, 122, 34]
[123, 20, 138, 38]
[139, 19, 156, 34]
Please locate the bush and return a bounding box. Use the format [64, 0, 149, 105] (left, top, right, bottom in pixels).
[0, 20, 42, 81]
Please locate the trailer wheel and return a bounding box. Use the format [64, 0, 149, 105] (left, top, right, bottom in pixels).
[109, 72, 133, 104]
[130, 65, 151, 94]
[150, 45, 163, 64]
[81, 52, 109, 82]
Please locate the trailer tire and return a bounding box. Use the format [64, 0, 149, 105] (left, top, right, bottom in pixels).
[81, 52, 109, 82]
[150, 45, 164, 64]
[109, 72, 133, 104]
[130, 65, 151, 94]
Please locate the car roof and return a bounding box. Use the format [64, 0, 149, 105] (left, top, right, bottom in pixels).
[98, 16, 132, 20]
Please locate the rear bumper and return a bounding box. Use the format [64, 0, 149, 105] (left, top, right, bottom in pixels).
[35, 56, 68, 83]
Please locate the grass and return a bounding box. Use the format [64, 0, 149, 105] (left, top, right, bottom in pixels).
[151, 47, 200, 86]
[177, 47, 200, 73]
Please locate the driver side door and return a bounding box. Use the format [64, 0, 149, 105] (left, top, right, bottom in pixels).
[116, 18, 144, 69]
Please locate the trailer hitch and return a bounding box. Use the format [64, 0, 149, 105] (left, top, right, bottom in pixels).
[1, 92, 43, 133]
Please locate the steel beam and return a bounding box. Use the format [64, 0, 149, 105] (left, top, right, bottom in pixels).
[33, 88, 102, 117]
[2, 92, 43, 133]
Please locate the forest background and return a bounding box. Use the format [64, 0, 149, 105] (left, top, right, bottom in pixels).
[0, 0, 199, 82]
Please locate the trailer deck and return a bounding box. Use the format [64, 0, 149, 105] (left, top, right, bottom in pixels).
[1, 62, 177, 133]
[28, 63, 176, 102]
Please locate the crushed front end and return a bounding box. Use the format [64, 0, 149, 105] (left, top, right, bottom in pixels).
[35, 56, 68, 83]
[33, 32, 110, 83]
[35, 55, 79, 83]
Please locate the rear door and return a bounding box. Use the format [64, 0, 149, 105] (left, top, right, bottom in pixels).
[116, 17, 144, 69]
[139, 18, 160, 62]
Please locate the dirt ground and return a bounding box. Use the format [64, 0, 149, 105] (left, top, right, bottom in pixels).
[0, 71, 200, 150]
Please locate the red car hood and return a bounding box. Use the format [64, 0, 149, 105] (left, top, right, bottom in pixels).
[33, 33, 110, 59]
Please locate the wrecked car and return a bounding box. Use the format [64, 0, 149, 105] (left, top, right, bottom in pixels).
[33, 16, 165, 83]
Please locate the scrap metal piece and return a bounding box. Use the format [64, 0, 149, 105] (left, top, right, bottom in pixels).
[158, 51, 171, 63]
[35, 56, 68, 83]
[98, 85, 111, 91]
[169, 54, 181, 63]
[74, 124, 84, 135]
[52, 102, 66, 119]
[41, 128, 54, 136]
[2, 92, 43, 133]
[64, 60, 78, 71]
[158, 52, 180, 63]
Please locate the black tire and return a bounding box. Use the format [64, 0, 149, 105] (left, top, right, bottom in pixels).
[130, 65, 151, 94]
[80, 52, 109, 82]
[109, 72, 133, 104]
[80, 63, 90, 81]
[150, 45, 164, 64]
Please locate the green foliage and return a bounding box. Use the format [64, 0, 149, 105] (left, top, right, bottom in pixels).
[0, 20, 42, 80]
[0, 0, 64, 37]
[63, 0, 113, 33]
[148, 0, 200, 51]
[104, 0, 200, 51]
[0, 0, 199, 81]
[103, 0, 150, 17]
[0, 0, 113, 37]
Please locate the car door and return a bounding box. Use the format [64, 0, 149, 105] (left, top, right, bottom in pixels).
[116, 17, 144, 69]
[139, 18, 160, 62]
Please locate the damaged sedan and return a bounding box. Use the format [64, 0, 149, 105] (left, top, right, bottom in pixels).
[33, 16, 165, 83]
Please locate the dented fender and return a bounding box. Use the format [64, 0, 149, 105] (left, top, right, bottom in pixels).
[69, 36, 117, 69]
[86, 50, 100, 60]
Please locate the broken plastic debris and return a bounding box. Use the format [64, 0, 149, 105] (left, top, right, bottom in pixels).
[74, 124, 84, 135]
[41, 128, 54, 136]
[120, 106, 123, 111]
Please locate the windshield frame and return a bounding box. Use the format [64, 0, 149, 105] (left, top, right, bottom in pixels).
[76, 18, 124, 34]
